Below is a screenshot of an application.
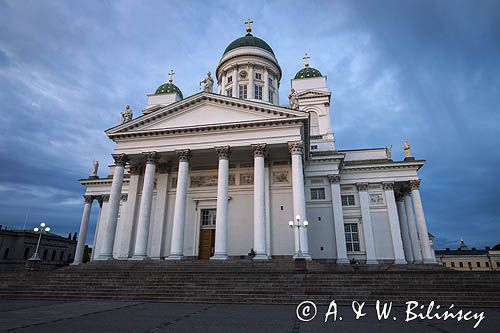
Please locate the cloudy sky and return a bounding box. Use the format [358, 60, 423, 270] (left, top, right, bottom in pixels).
[0, 0, 498, 250]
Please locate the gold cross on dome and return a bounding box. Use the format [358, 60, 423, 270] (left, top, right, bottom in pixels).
[168, 69, 175, 83]
[303, 53, 310, 67]
[245, 18, 253, 33]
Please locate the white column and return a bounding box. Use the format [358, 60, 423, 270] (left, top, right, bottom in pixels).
[264, 162, 271, 257]
[92, 196, 108, 261]
[72, 195, 93, 265]
[90, 197, 104, 262]
[328, 175, 349, 264]
[396, 195, 414, 263]
[132, 152, 159, 259]
[149, 164, 170, 259]
[383, 182, 407, 264]
[409, 180, 435, 264]
[404, 190, 423, 263]
[98, 153, 128, 259]
[222, 73, 227, 95]
[232, 66, 238, 98]
[212, 146, 230, 260]
[168, 149, 191, 259]
[252, 144, 268, 259]
[357, 183, 378, 264]
[263, 67, 269, 102]
[248, 63, 255, 99]
[288, 141, 310, 259]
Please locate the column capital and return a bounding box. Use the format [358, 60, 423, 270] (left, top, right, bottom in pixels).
[96, 196, 104, 206]
[129, 164, 142, 175]
[327, 174, 341, 184]
[356, 183, 369, 191]
[288, 141, 304, 155]
[102, 194, 110, 202]
[409, 179, 421, 190]
[83, 195, 93, 204]
[382, 182, 394, 191]
[394, 191, 404, 202]
[112, 153, 129, 167]
[252, 143, 267, 157]
[176, 149, 192, 162]
[215, 146, 231, 160]
[143, 151, 160, 165]
[120, 194, 128, 202]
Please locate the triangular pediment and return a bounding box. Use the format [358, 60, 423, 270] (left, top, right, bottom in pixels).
[106, 92, 308, 137]
[297, 90, 331, 98]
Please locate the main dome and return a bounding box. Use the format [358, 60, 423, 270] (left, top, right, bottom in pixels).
[154, 82, 183, 99]
[223, 33, 275, 56]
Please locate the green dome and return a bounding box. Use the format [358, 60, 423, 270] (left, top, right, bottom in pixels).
[223, 33, 275, 56]
[154, 82, 183, 99]
[294, 66, 322, 80]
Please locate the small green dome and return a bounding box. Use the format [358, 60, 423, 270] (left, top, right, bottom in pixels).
[154, 82, 183, 99]
[294, 66, 322, 80]
[223, 33, 275, 56]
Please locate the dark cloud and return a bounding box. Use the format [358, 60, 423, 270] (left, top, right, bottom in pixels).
[0, 0, 498, 249]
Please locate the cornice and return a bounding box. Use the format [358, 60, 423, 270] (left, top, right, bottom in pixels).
[342, 160, 425, 171]
[79, 178, 130, 186]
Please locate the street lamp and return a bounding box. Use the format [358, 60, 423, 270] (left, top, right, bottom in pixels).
[26, 222, 51, 271]
[289, 214, 308, 259]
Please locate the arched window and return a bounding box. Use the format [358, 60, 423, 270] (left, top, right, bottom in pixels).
[59, 251, 64, 261]
[309, 111, 320, 135]
[43, 249, 48, 260]
[23, 248, 30, 260]
[67, 253, 72, 262]
[51, 250, 56, 261]
[3, 248, 9, 259]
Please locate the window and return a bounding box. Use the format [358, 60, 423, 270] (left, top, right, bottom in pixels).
[310, 188, 326, 200]
[23, 248, 30, 260]
[341, 195, 356, 206]
[451, 262, 455, 267]
[255, 72, 262, 80]
[486, 262, 490, 267]
[227, 76, 232, 83]
[239, 85, 247, 99]
[269, 90, 274, 103]
[311, 145, 318, 150]
[468, 262, 472, 267]
[60, 251, 65, 261]
[43, 249, 48, 260]
[254, 85, 262, 100]
[201, 209, 217, 227]
[476, 262, 481, 267]
[459, 262, 464, 267]
[442, 263, 446, 267]
[51, 250, 57, 261]
[3, 248, 9, 259]
[268, 77, 273, 86]
[344, 223, 360, 252]
[226, 88, 232, 96]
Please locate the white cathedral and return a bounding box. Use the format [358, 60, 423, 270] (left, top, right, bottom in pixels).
[73, 22, 436, 266]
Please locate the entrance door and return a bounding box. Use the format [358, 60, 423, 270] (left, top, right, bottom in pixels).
[198, 209, 216, 259]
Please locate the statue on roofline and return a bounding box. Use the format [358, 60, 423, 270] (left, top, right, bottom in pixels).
[200, 71, 214, 93]
[288, 88, 299, 110]
[121, 105, 133, 123]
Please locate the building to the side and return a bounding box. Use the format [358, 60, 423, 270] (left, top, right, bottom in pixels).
[0, 227, 77, 271]
[435, 240, 500, 271]
[73, 22, 437, 266]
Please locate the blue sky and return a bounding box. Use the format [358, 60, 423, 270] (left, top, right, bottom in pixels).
[0, 0, 499, 249]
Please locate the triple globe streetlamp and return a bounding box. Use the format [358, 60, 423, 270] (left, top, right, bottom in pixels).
[30, 222, 51, 260]
[288, 214, 308, 259]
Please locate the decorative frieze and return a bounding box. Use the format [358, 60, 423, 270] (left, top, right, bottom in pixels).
[272, 170, 289, 184]
[382, 182, 394, 191]
[144, 151, 160, 165]
[369, 193, 385, 205]
[112, 153, 129, 167]
[176, 149, 192, 162]
[288, 141, 304, 155]
[252, 143, 267, 157]
[215, 146, 231, 160]
[409, 179, 421, 190]
[356, 183, 369, 191]
[240, 173, 254, 185]
[190, 174, 236, 187]
[327, 175, 341, 184]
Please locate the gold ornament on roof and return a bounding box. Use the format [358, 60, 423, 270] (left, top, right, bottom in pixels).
[168, 69, 175, 83]
[303, 52, 310, 68]
[245, 18, 253, 34]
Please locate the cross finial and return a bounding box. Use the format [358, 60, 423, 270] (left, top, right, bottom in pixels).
[168, 69, 175, 83]
[303, 53, 310, 67]
[245, 18, 253, 34]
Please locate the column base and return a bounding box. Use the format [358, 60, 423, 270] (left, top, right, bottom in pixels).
[423, 258, 437, 264]
[394, 259, 408, 265]
[96, 254, 114, 260]
[365, 259, 379, 265]
[130, 255, 149, 260]
[336, 258, 350, 264]
[293, 253, 312, 261]
[166, 254, 184, 260]
[211, 254, 228, 260]
[413, 259, 423, 264]
[252, 254, 270, 260]
[69, 262, 81, 266]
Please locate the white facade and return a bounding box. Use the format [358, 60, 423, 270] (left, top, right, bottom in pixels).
[74, 27, 436, 265]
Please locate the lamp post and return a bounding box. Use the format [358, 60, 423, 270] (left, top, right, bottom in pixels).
[26, 222, 50, 271]
[288, 214, 308, 259]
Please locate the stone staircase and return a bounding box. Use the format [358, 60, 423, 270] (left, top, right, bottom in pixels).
[1, 259, 499, 307]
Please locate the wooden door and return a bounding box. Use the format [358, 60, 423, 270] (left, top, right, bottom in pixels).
[198, 229, 215, 259]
